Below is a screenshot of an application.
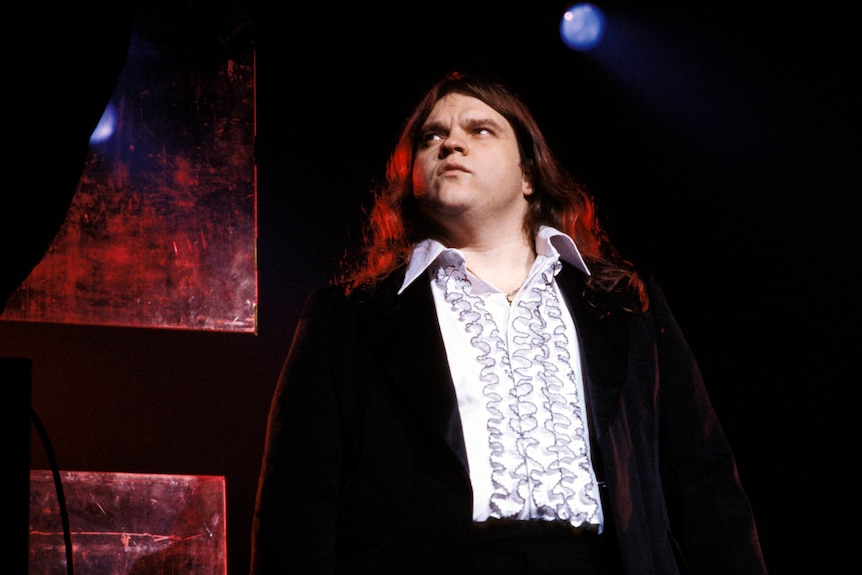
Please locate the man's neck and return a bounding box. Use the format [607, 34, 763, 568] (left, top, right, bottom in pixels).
[457, 233, 536, 295]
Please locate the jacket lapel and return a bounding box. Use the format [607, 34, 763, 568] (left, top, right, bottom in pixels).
[358, 271, 471, 477]
[556, 264, 630, 443]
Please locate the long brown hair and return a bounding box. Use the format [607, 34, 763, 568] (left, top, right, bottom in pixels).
[341, 71, 647, 313]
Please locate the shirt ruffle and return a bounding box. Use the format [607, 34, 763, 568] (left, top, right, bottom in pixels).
[433, 260, 600, 527]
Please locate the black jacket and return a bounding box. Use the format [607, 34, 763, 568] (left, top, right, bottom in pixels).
[251, 263, 766, 574]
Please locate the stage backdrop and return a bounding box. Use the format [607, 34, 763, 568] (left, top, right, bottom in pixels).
[3, 3, 256, 333]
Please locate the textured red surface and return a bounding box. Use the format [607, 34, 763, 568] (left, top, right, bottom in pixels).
[29, 470, 227, 574]
[3, 34, 255, 332]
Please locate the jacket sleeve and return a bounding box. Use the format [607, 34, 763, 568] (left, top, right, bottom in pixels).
[250, 286, 357, 575]
[650, 276, 768, 574]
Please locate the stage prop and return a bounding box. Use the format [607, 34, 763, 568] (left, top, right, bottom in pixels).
[29, 470, 227, 574]
[2, 2, 256, 333]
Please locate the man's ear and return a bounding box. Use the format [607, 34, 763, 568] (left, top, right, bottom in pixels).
[522, 175, 534, 197]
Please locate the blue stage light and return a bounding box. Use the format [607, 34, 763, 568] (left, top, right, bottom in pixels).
[560, 3, 606, 51]
[90, 101, 118, 144]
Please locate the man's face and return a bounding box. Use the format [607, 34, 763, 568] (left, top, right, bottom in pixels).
[412, 93, 532, 233]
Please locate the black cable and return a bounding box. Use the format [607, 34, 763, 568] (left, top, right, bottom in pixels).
[30, 408, 75, 575]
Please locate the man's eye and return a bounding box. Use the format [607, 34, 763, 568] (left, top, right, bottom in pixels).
[474, 127, 492, 136]
[420, 132, 443, 146]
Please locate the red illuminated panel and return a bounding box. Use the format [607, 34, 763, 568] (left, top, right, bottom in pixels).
[29, 470, 227, 574]
[1, 7, 256, 333]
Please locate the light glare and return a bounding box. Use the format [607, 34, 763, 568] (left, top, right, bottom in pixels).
[90, 101, 118, 144]
[560, 3, 606, 51]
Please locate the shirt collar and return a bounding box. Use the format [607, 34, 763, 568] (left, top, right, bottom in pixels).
[398, 225, 591, 294]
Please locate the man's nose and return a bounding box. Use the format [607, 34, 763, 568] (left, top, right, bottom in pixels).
[439, 134, 467, 157]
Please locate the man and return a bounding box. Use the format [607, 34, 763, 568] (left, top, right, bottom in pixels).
[251, 71, 766, 574]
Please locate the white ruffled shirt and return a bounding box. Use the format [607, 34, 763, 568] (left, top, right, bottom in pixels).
[399, 225, 604, 531]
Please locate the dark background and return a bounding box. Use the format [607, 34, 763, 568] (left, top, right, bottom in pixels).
[5, 1, 856, 573]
